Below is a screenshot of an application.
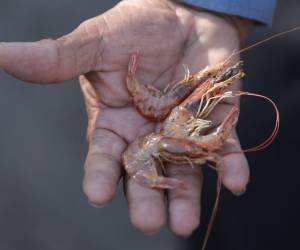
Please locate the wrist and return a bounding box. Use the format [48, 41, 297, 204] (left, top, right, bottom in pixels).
[220, 15, 253, 41]
[172, 0, 253, 41]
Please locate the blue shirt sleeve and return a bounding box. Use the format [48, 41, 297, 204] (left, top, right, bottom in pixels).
[179, 0, 277, 25]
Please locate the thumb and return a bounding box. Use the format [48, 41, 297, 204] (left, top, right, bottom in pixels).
[0, 19, 103, 84]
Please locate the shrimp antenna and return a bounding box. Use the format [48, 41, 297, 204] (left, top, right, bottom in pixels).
[200, 25, 297, 250]
[235, 25, 300, 55]
[220, 26, 300, 155]
[238, 91, 280, 152]
[201, 173, 222, 250]
[222, 90, 280, 156]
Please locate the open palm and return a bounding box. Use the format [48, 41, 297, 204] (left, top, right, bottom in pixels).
[0, 0, 249, 236]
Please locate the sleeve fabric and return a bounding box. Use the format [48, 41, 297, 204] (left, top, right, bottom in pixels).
[179, 0, 277, 25]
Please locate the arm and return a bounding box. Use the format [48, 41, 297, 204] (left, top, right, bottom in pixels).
[0, 0, 273, 237]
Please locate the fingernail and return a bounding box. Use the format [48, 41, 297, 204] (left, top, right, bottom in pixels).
[88, 201, 106, 208]
[232, 189, 246, 196]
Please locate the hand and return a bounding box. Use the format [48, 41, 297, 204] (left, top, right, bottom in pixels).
[0, 0, 249, 237]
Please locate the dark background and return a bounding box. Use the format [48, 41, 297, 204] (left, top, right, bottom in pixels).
[0, 1, 299, 250]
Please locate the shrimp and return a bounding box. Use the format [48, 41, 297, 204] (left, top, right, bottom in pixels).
[126, 52, 237, 121]
[122, 26, 300, 250]
[122, 55, 244, 189]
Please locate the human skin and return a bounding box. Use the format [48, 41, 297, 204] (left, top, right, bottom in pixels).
[0, 0, 250, 237]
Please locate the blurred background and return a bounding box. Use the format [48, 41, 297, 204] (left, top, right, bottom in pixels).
[0, 1, 298, 250]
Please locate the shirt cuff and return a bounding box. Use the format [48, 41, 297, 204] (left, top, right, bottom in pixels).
[178, 0, 277, 25]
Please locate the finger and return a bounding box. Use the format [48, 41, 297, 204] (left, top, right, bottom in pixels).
[167, 164, 202, 237]
[79, 75, 101, 142]
[0, 18, 103, 83]
[220, 130, 250, 195]
[207, 103, 250, 195]
[125, 177, 166, 234]
[83, 128, 126, 207]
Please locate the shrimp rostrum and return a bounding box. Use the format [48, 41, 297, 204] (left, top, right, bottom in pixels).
[123, 53, 245, 189]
